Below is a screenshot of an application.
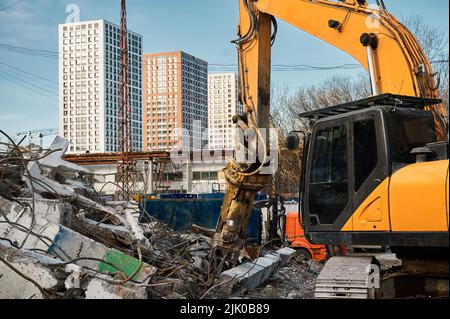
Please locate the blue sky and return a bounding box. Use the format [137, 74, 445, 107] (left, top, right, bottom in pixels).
[0, 0, 448, 137]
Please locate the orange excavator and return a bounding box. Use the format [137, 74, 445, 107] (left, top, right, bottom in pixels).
[212, 0, 448, 298]
[285, 211, 327, 262]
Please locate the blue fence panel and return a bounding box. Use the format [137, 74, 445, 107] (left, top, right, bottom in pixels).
[141, 194, 261, 244]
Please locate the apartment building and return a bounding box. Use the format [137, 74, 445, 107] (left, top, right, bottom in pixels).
[143, 51, 208, 151]
[208, 73, 243, 150]
[59, 20, 143, 154]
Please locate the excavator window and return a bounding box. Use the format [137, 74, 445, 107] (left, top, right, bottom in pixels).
[387, 109, 436, 170]
[354, 119, 378, 191]
[309, 125, 349, 225]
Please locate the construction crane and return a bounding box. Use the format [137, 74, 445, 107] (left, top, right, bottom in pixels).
[116, 0, 136, 200]
[16, 128, 59, 148]
[211, 0, 449, 298]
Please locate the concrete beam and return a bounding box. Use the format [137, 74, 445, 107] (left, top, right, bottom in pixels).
[276, 247, 297, 266]
[219, 248, 297, 293]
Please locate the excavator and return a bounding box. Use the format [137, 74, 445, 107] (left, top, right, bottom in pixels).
[211, 0, 449, 298]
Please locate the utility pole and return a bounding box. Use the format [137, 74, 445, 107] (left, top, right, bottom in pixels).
[116, 0, 136, 200]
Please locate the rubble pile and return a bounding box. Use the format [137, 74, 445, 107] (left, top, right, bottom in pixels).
[0, 133, 314, 299]
[0, 134, 215, 299]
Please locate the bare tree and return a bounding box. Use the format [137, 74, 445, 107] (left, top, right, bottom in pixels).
[402, 15, 449, 110]
[271, 73, 371, 137]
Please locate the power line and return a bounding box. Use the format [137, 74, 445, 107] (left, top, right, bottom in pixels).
[0, 0, 25, 11]
[0, 62, 58, 87]
[1, 41, 448, 70]
[209, 60, 449, 72]
[0, 69, 58, 101]
[0, 42, 448, 77]
[0, 43, 58, 59]
[209, 64, 363, 72]
[0, 43, 58, 55]
[0, 72, 58, 102]
[0, 67, 57, 96]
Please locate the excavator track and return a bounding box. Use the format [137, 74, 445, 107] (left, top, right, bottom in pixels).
[314, 257, 378, 299]
[315, 253, 449, 299]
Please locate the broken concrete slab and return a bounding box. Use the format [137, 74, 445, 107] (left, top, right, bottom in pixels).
[0, 239, 149, 299]
[0, 239, 64, 299]
[276, 247, 297, 266]
[256, 256, 279, 283]
[37, 135, 87, 173]
[72, 213, 131, 245]
[220, 261, 266, 293]
[20, 140, 127, 227]
[84, 278, 147, 299]
[18, 198, 73, 226]
[263, 252, 282, 268]
[219, 249, 294, 293]
[0, 197, 155, 283]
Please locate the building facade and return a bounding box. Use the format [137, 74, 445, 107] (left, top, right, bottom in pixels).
[68, 154, 228, 195]
[143, 51, 208, 152]
[59, 20, 143, 154]
[208, 73, 243, 150]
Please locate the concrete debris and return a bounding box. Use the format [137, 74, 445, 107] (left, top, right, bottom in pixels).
[214, 259, 324, 299]
[219, 247, 296, 293]
[37, 135, 87, 173]
[276, 247, 297, 266]
[64, 264, 83, 289]
[125, 208, 148, 244]
[0, 135, 310, 299]
[84, 278, 147, 299]
[0, 239, 148, 299]
[0, 240, 60, 299]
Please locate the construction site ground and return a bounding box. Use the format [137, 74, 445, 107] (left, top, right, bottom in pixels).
[213, 259, 324, 299]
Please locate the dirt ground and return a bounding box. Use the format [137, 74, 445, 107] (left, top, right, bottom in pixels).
[229, 259, 324, 299]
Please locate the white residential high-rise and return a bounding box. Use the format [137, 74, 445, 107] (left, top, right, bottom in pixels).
[208, 73, 243, 150]
[58, 20, 143, 154]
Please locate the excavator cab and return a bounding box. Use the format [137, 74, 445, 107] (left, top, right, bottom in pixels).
[295, 94, 449, 249]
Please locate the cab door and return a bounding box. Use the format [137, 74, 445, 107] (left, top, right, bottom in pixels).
[303, 109, 390, 235]
[303, 117, 353, 233]
[346, 110, 391, 232]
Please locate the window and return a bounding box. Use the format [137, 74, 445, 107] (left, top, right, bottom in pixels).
[210, 171, 218, 180]
[354, 119, 378, 191]
[387, 109, 436, 170]
[193, 172, 201, 180]
[201, 172, 210, 180]
[309, 125, 348, 225]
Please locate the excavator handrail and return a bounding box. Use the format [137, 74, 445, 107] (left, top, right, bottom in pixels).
[298, 94, 442, 119]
